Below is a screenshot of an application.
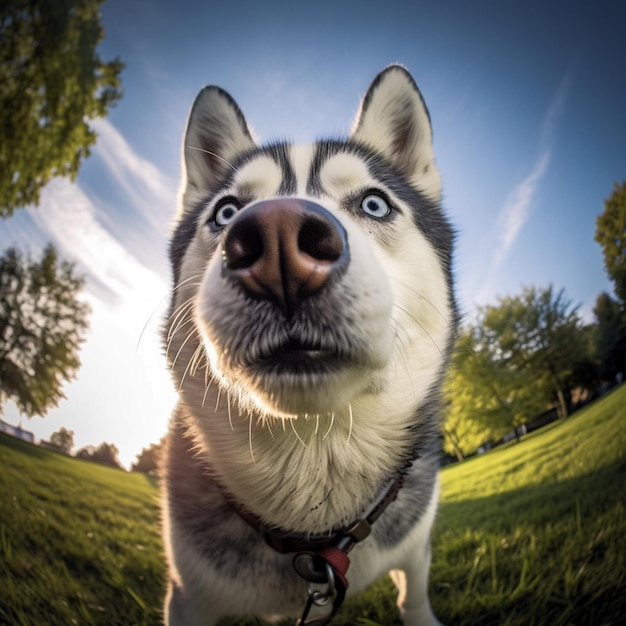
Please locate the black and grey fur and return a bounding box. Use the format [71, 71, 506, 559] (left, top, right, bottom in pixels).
[161, 65, 457, 625]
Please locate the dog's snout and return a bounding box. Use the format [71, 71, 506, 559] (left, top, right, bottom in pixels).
[223, 199, 349, 316]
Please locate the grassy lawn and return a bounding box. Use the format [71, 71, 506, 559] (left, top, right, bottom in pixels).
[431, 384, 625, 626]
[0, 436, 165, 626]
[1, 384, 624, 625]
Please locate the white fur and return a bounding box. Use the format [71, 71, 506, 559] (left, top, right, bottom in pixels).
[290, 144, 316, 195]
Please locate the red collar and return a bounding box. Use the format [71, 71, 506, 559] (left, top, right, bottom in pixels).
[221, 473, 406, 625]
[223, 473, 405, 554]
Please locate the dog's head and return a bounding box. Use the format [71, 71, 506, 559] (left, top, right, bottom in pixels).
[166, 66, 456, 439]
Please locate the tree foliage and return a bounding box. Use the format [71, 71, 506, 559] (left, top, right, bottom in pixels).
[0, 0, 124, 216]
[592, 292, 626, 382]
[442, 329, 511, 460]
[131, 439, 163, 474]
[443, 324, 544, 460]
[443, 285, 589, 458]
[49, 426, 75, 454]
[0, 245, 90, 417]
[75, 441, 121, 468]
[595, 181, 626, 306]
[480, 285, 588, 418]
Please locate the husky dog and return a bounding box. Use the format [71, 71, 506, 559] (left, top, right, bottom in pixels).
[162, 65, 456, 626]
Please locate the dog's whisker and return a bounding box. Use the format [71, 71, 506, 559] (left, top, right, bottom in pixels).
[391, 323, 417, 396]
[248, 417, 256, 464]
[392, 301, 446, 362]
[168, 301, 195, 336]
[347, 403, 354, 444]
[165, 308, 195, 361]
[204, 361, 212, 387]
[395, 278, 458, 334]
[227, 392, 234, 430]
[180, 343, 204, 388]
[201, 378, 212, 408]
[178, 353, 196, 391]
[290, 419, 307, 448]
[167, 278, 203, 311]
[164, 280, 203, 341]
[170, 324, 195, 362]
[171, 330, 198, 386]
[166, 275, 203, 313]
[170, 272, 204, 294]
[137, 294, 169, 352]
[136, 273, 202, 352]
[167, 300, 195, 343]
[186, 145, 237, 171]
[323, 412, 335, 440]
[190, 342, 207, 376]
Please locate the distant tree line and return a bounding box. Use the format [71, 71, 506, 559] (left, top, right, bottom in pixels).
[443, 181, 626, 460]
[75, 441, 122, 469]
[130, 440, 164, 474]
[48, 426, 75, 454]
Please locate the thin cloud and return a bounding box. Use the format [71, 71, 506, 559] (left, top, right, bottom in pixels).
[87, 118, 178, 279]
[479, 67, 574, 301]
[0, 117, 175, 315]
[491, 149, 551, 271]
[27, 177, 166, 310]
[90, 117, 177, 233]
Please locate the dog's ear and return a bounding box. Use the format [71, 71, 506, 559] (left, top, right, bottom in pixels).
[181, 86, 256, 210]
[351, 65, 441, 201]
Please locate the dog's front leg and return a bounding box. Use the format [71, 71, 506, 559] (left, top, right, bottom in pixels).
[165, 580, 219, 626]
[389, 541, 443, 626]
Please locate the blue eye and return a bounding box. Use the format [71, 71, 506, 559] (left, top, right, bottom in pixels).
[361, 193, 390, 218]
[214, 199, 240, 226]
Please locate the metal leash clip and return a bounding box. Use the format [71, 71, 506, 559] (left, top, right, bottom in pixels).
[296, 561, 336, 625]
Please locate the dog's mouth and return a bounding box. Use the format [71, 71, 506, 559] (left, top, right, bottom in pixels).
[275, 339, 337, 361]
[255, 338, 352, 374]
[233, 335, 367, 416]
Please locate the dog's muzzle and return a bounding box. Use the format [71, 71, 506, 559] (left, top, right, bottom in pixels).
[222, 199, 350, 318]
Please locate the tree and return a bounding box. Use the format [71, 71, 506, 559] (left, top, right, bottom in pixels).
[481, 286, 588, 418]
[0, 245, 90, 417]
[443, 326, 541, 459]
[595, 181, 626, 306]
[131, 439, 164, 474]
[49, 426, 75, 454]
[592, 292, 626, 382]
[75, 441, 121, 468]
[443, 330, 505, 460]
[0, 0, 124, 216]
[443, 285, 590, 457]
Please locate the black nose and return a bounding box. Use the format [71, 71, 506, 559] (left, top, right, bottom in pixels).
[222, 199, 349, 316]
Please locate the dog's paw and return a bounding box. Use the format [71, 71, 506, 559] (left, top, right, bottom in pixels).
[400, 605, 445, 626]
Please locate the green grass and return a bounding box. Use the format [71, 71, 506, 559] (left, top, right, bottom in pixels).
[0, 436, 165, 625]
[430, 384, 626, 626]
[1, 385, 625, 625]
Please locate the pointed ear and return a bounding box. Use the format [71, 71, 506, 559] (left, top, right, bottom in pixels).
[181, 86, 256, 210]
[351, 65, 441, 201]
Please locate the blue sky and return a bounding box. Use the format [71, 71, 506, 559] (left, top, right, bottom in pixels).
[1, 0, 625, 467]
